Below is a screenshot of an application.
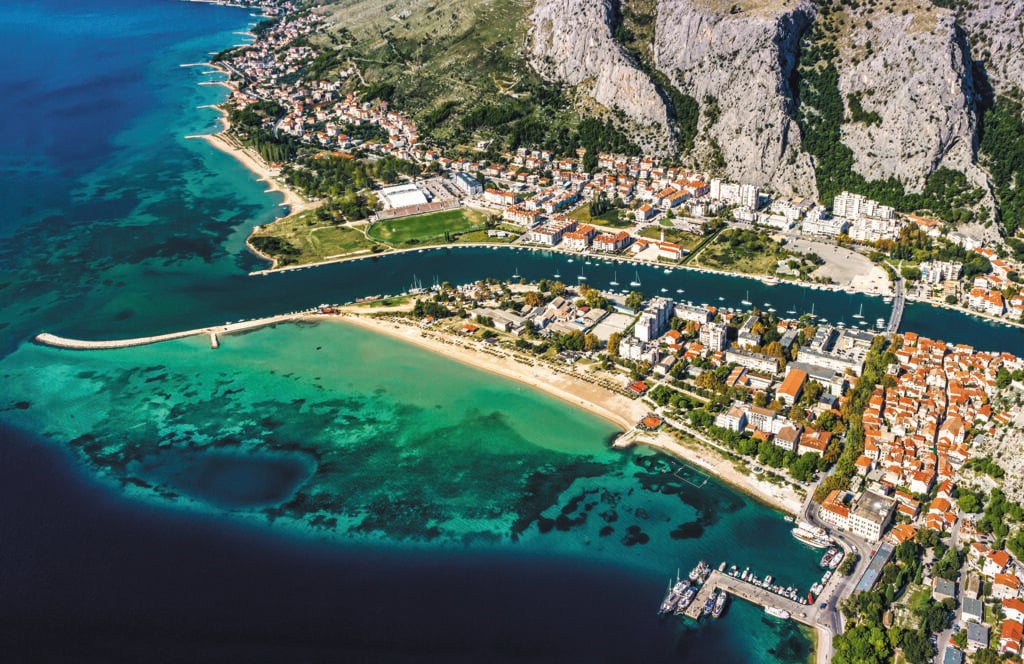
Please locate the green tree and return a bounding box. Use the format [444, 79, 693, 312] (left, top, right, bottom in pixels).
[625, 291, 644, 312]
[899, 629, 932, 664]
[607, 332, 622, 357]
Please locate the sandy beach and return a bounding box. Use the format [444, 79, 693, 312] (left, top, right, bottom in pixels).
[335, 313, 647, 432]
[334, 312, 803, 514]
[198, 132, 309, 211]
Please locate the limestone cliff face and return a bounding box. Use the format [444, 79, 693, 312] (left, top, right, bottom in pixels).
[960, 0, 1024, 94]
[526, 0, 1012, 204]
[835, 6, 987, 192]
[528, 0, 673, 152]
[651, 0, 818, 197]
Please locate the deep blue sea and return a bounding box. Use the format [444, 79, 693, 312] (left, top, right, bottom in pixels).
[1, 1, 1022, 662]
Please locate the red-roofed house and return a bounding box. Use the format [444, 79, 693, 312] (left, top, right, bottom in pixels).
[818, 490, 850, 530]
[1005, 598, 1024, 624]
[994, 573, 1022, 600]
[798, 429, 832, 456]
[986, 550, 1012, 577]
[628, 381, 649, 396]
[1001, 620, 1023, 655]
[777, 369, 808, 406]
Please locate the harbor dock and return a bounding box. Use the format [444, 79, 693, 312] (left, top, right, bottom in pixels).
[683, 570, 813, 625]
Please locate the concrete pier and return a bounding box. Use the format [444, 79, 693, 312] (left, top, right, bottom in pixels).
[683, 570, 814, 625]
[34, 311, 314, 351]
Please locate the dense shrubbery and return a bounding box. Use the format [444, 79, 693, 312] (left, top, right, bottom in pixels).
[980, 92, 1024, 235]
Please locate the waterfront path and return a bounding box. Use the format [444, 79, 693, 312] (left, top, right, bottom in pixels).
[34, 311, 315, 350]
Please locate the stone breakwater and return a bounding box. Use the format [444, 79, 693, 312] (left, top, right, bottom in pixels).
[34, 312, 313, 350]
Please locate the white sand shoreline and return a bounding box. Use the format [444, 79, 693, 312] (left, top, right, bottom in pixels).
[333, 313, 803, 514]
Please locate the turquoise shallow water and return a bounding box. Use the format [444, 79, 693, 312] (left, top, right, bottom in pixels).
[1, 319, 821, 660]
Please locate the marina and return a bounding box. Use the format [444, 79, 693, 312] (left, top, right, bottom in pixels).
[660, 559, 819, 627]
[681, 570, 813, 625]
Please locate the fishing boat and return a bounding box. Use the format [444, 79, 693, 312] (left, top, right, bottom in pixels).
[764, 607, 790, 620]
[702, 591, 717, 616]
[689, 560, 708, 583]
[658, 572, 690, 615]
[820, 547, 838, 568]
[712, 591, 728, 618]
[675, 586, 698, 614]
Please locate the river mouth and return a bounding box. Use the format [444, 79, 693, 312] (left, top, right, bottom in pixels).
[127, 449, 315, 509]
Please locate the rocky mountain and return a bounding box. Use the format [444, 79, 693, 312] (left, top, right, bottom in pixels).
[650, 0, 817, 196]
[529, 0, 673, 152]
[526, 0, 1020, 211]
[959, 0, 1024, 94]
[832, 4, 985, 192]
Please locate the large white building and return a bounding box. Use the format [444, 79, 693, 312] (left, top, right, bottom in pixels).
[848, 491, 897, 542]
[379, 183, 430, 209]
[699, 321, 728, 352]
[920, 261, 963, 284]
[634, 297, 674, 342]
[709, 179, 759, 210]
[802, 213, 849, 237]
[849, 216, 902, 243]
[832, 191, 895, 221]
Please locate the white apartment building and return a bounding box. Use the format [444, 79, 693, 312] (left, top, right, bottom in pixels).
[699, 321, 728, 352]
[832, 191, 895, 221]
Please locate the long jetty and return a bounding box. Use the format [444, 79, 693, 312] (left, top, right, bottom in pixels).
[34, 311, 314, 351]
[684, 570, 814, 625]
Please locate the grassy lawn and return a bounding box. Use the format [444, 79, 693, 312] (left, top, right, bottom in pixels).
[569, 206, 634, 229]
[368, 208, 489, 246]
[455, 229, 517, 244]
[693, 228, 796, 275]
[639, 226, 704, 251]
[249, 209, 381, 267]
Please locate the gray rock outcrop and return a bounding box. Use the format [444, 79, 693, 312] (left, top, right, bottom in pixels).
[529, 0, 673, 152]
[652, 0, 818, 197]
[960, 0, 1024, 94]
[835, 6, 988, 192]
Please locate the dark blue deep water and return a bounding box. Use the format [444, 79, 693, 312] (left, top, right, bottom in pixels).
[0, 1, 1021, 662]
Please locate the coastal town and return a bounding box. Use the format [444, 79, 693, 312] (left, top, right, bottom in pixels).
[13, 0, 1024, 662]
[211, 4, 1024, 340]
[168, 1, 1024, 663]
